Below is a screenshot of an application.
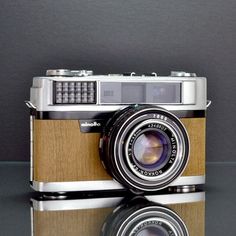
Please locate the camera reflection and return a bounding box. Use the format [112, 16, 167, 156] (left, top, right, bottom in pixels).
[30, 190, 205, 236]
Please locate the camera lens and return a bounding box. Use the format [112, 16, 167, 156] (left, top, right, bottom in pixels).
[100, 105, 189, 192]
[133, 130, 170, 169]
[101, 197, 189, 236]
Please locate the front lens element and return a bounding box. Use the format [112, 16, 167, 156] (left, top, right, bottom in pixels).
[136, 226, 169, 236]
[133, 130, 169, 168]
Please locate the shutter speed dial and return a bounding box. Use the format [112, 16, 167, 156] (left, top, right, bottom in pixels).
[46, 69, 93, 77]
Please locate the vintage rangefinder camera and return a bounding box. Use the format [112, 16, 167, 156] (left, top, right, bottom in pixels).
[31, 191, 205, 236]
[26, 69, 209, 193]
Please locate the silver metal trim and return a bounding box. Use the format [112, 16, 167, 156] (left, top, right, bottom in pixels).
[31, 191, 205, 211]
[181, 81, 196, 104]
[169, 185, 196, 193]
[31, 197, 123, 211]
[31, 179, 124, 192]
[31, 175, 205, 192]
[46, 69, 94, 77]
[170, 71, 196, 77]
[46, 69, 71, 77]
[146, 191, 205, 205]
[207, 100, 212, 108]
[30, 115, 34, 181]
[171, 175, 205, 186]
[30, 207, 34, 236]
[30, 74, 207, 112]
[25, 101, 36, 109]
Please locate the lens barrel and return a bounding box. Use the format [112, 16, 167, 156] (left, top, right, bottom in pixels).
[100, 105, 189, 192]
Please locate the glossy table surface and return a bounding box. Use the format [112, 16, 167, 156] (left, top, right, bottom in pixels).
[0, 162, 235, 236]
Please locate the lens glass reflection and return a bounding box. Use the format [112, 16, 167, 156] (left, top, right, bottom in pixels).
[133, 130, 169, 169]
[136, 226, 169, 236]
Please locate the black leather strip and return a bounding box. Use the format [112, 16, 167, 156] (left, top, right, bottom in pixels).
[32, 110, 206, 120]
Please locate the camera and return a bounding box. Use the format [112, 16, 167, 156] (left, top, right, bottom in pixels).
[26, 69, 208, 193]
[30, 191, 205, 236]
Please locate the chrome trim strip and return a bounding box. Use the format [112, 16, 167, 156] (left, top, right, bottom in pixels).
[30, 207, 34, 236]
[31, 176, 205, 192]
[146, 191, 205, 204]
[31, 192, 205, 211]
[30, 115, 34, 181]
[31, 197, 123, 211]
[170, 175, 205, 186]
[33, 105, 206, 112]
[31, 180, 124, 192]
[181, 81, 196, 105]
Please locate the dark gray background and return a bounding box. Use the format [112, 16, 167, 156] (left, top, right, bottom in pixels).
[0, 0, 235, 162]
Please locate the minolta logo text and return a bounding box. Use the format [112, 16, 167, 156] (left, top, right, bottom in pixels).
[81, 121, 101, 127]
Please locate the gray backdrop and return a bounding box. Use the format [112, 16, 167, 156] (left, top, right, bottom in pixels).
[0, 0, 235, 162]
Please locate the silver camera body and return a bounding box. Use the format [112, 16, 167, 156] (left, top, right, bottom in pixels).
[27, 69, 208, 193]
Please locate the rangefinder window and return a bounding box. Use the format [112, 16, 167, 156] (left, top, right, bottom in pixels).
[100, 82, 181, 104]
[53, 81, 96, 104]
